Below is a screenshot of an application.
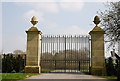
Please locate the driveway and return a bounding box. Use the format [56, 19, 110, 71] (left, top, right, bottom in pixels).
[18, 70, 116, 81]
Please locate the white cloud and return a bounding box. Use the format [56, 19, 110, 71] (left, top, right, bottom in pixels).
[60, 0, 84, 2]
[15, 1, 59, 13]
[31, 2, 59, 13]
[60, 0, 84, 11]
[15, 0, 85, 13]
[23, 10, 59, 29]
[15, 0, 86, 13]
[58, 25, 87, 35]
[2, 0, 59, 2]
[24, 10, 44, 22]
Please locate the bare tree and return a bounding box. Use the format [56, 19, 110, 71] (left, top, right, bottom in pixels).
[98, 1, 120, 49]
[13, 50, 25, 54]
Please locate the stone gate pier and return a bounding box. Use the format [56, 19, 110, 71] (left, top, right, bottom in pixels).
[25, 16, 42, 73]
[89, 16, 106, 76]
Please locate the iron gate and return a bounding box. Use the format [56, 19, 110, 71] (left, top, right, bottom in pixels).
[41, 35, 90, 73]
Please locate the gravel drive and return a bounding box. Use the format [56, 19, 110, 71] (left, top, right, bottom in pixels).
[26, 73, 106, 79]
[18, 70, 116, 81]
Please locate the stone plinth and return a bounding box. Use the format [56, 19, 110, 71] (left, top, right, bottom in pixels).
[25, 27, 42, 73]
[89, 26, 106, 76]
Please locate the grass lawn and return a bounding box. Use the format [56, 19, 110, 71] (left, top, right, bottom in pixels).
[101, 76, 117, 79]
[79, 70, 117, 79]
[41, 69, 53, 73]
[1, 69, 52, 81]
[1, 73, 39, 81]
[80, 70, 90, 74]
[92, 75, 117, 79]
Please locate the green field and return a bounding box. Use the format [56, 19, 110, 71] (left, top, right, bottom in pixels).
[101, 76, 117, 79]
[1, 69, 52, 81]
[1, 73, 39, 81]
[41, 69, 53, 73]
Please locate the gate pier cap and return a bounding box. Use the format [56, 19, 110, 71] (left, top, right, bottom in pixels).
[89, 16, 105, 34]
[89, 16, 106, 76]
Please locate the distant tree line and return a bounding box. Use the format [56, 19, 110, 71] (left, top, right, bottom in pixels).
[41, 49, 89, 61]
[41, 49, 90, 70]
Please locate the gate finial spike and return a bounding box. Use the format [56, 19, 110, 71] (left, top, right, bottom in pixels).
[31, 16, 38, 27]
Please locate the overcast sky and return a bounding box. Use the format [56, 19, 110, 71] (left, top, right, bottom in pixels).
[0, 0, 119, 57]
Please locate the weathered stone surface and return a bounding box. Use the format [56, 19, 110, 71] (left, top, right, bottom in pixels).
[25, 26, 42, 73]
[89, 26, 106, 76]
[25, 66, 41, 73]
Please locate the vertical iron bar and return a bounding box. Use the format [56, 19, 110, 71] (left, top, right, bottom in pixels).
[79, 35, 81, 71]
[65, 35, 66, 72]
[69, 35, 71, 72]
[50, 35, 52, 69]
[80, 36, 83, 71]
[59, 35, 60, 71]
[45, 35, 46, 62]
[54, 35, 56, 70]
[45, 36, 47, 69]
[56, 35, 58, 70]
[76, 35, 79, 72]
[54, 36, 56, 70]
[79, 35, 80, 72]
[43, 35, 44, 64]
[71, 35, 72, 72]
[78, 35, 80, 72]
[83, 36, 85, 72]
[53, 35, 55, 71]
[75, 35, 76, 72]
[84, 36, 87, 72]
[83, 36, 84, 72]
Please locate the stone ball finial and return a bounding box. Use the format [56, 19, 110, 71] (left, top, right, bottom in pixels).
[31, 16, 38, 27]
[93, 16, 101, 26]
